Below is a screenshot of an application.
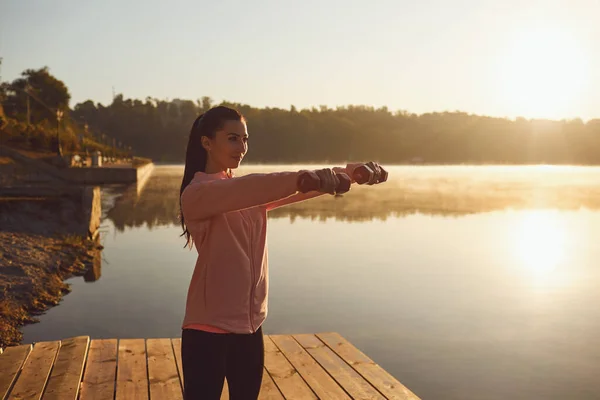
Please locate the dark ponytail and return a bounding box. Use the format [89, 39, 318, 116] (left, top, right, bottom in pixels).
[179, 106, 245, 247]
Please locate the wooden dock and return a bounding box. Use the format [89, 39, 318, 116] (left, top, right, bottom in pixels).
[0, 332, 421, 399]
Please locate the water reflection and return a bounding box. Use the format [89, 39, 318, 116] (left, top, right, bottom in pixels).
[515, 211, 566, 275]
[105, 166, 181, 231]
[83, 247, 103, 282]
[105, 165, 600, 231]
[511, 210, 576, 292]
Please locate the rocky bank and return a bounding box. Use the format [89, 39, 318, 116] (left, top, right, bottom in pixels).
[0, 196, 102, 348]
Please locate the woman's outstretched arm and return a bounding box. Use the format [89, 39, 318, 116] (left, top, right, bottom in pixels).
[181, 171, 303, 222]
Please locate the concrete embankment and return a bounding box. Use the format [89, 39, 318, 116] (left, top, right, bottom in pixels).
[0, 145, 154, 185]
[62, 161, 154, 184]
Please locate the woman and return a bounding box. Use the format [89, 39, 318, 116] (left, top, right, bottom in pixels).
[179, 105, 384, 399]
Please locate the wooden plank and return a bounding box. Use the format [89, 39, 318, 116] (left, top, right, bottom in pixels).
[259, 369, 284, 400]
[7, 340, 60, 400]
[147, 339, 183, 400]
[43, 336, 90, 400]
[271, 335, 350, 400]
[263, 336, 317, 399]
[171, 338, 184, 389]
[80, 339, 118, 400]
[221, 378, 229, 400]
[115, 339, 148, 400]
[0, 344, 32, 399]
[317, 333, 421, 400]
[294, 334, 385, 400]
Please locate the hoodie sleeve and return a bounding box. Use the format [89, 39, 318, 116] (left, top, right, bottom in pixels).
[181, 171, 302, 221]
[263, 165, 356, 211]
[263, 191, 325, 211]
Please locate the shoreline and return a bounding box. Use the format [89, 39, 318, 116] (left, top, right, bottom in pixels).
[0, 196, 103, 348]
[0, 144, 147, 348]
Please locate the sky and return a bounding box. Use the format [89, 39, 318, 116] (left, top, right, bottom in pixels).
[1, 0, 599, 120]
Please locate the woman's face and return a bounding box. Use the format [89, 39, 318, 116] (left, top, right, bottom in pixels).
[202, 119, 248, 171]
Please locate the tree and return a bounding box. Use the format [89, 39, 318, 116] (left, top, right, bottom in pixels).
[3, 67, 71, 124]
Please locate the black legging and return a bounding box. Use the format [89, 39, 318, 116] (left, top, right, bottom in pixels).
[181, 327, 264, 399]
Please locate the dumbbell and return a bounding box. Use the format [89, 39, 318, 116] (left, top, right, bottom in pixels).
[352, 164, 389, 184]
[297, 171, 351, 194]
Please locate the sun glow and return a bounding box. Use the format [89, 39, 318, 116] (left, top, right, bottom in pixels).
[514, 211, 569, 288]
[498, 26, 590, 120]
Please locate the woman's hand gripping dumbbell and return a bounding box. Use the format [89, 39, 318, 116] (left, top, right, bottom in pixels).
[337, 162, 388, 185]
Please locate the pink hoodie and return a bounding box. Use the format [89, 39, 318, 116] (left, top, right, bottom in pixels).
[180, 167, 353, 334]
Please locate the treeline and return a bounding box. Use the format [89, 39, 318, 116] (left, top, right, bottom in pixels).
[72, 97, 600, 165]
[3, 66, 600, 164]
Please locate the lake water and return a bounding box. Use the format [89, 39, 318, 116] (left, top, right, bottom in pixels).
[22, 165, 600, 400]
